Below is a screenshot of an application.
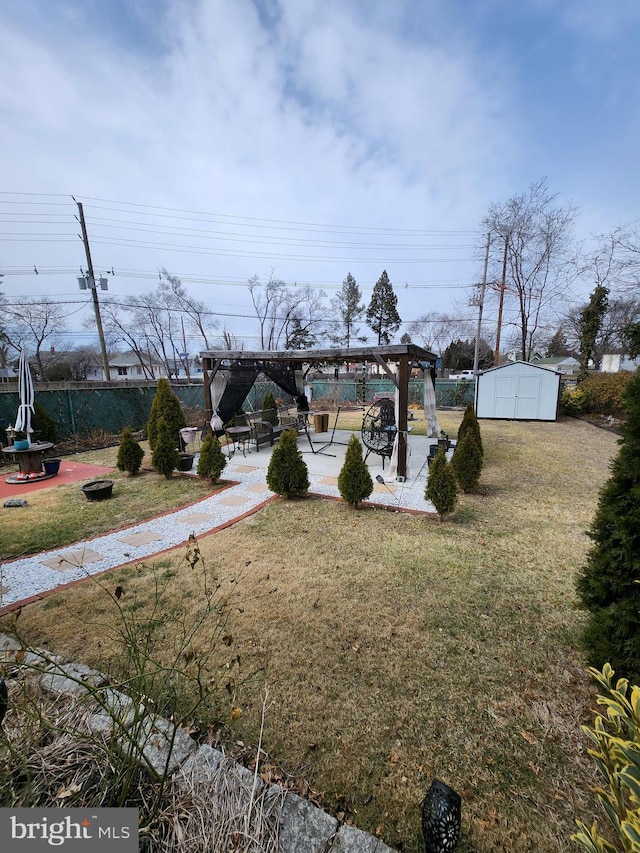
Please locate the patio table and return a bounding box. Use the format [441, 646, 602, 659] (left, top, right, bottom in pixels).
[2, 441, 55, 484]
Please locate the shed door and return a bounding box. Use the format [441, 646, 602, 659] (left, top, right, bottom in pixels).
[515, 376, 541, 419]
[494, 376, 518, 418]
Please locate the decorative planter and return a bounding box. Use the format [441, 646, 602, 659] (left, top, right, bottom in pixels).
[177, 453, 195, 472]
[43, 458, 61, 476]
[81, 479, 114, 501]
[13, 439, 30, 451]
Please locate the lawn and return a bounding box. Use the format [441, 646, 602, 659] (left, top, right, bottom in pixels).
[0, 443, 224, 561]
[1, 415, 619, 851]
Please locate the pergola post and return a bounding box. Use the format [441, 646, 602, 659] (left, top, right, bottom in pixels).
[397, 354, 409, 480]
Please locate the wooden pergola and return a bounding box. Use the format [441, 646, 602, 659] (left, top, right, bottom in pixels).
[200, 344, 437, 480]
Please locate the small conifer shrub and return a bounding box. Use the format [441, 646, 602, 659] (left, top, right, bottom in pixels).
[34, 401, 58, 443]
[425, 448, 458, 522]
[337, 434, 373, 509]
[197, 435, 227, 482]
[147, 377, 186, 451]
[152, 417, 179, 479]
[457, 403, 483, 457]
[576, 369, 640, 681]
[116, 427, 145, 475]
[451, 431, 482, 492]
[261, 389, 278, 426]
[266, 429, 309, 498]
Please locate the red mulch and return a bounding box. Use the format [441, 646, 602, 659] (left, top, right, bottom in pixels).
[0, 461, 116, 501]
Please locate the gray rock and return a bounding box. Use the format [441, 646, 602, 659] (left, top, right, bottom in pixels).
[176, 744, 224, 784]
[332, 824, 396, 852]
[3, 498, 28, 508]
[0, 633, 22, 660]
[119, 715, 196, 778]
[264, 787, 338, 853]
[40, 662, 108, 697]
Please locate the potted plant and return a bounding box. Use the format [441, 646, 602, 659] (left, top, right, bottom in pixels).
[13, 431, 30, 451]
[177, 452, 195, 472]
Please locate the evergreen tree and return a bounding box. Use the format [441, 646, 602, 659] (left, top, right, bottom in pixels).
[329, 273, 367, 347]
[579, 284, 609, 376]
[261, 390, 278, 426]
[152, 417, 179, 479]
[457, 403, 483, 457]
[576, 370, 640, 681]
[266, 429, 310, 498]
[197, 434, 227, 482]
[425, 449, 458, 522]
[337, 434, 373, 509]
[366, 270, 401, 345]
[147, 377, 186, 451]
[546, 327, 571, 357]
[451, 431, 482, 492]
[33, 401, 58, 443]
[116, 427, 145, 476]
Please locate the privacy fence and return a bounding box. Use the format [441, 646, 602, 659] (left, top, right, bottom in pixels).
[0, 378, 476, 443]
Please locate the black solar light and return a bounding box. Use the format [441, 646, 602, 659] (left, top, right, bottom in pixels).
[421, 779, 461, 853]
[0, 677, 8, 727]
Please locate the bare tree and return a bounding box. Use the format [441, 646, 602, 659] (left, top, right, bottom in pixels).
[483, 178, 578, 361]
[159, 269, 219, 350]
[98, 298, 156, 378]
[213, 328, 244, 351]
[2, 297, 67, 380]
[406, 311, 474, 355]
[248, 274, 326, 350]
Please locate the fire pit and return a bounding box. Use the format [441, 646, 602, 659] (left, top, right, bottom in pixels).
[81, 479, 114, 501]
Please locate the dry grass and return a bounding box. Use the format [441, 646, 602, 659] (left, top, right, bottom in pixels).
[0, 442, 224, 561]
[2, 415, 619, 851]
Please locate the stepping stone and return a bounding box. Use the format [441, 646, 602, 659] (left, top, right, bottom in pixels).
[0, 583, 9, 598]
[320, 476, 338, 485]
[374, 483, 397, 494]
[245, 483, 270, 493]
[118, 532, 165, 547]
[219, 494, 251, 506]
[178, 512, 217, 525]
[41, 548, 105, 571]
[232, 465, 257, 473]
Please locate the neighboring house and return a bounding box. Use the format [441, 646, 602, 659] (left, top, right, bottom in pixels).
[0, 367, 17, 383]
[530, 355, 580, 375]
[601, 353, 640, 373]
[108, 351, 164, 380]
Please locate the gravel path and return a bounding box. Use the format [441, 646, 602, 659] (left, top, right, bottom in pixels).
[0, 456, 434, 611]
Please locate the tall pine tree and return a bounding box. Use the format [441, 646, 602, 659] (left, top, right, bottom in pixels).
[366, 270, 401, 345]
[329, 273, 367, 347]
[576, 370, 640, 681]
[579, 284, 609, 376]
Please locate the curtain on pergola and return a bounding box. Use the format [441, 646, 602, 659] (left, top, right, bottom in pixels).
[423, 368, 440, 437]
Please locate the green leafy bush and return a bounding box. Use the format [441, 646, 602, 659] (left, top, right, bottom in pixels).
[116, 427, 145, 475]
[457, 403, 483, 457]
[576, 370, 640, 682]
[147, 377, 186, 451]
[581, 373, 634, 417]
[151, 417, 179, 479]
[197, 435, 227, 482]
[425, 449, 458, 522]
[266, 429, 309, 498]
[261, 390, 278, 426]
[560, 387, 590, 416]
[452, 431, 482, 492]
[337, 434, 373, 509]
[573, 663, 640, 853]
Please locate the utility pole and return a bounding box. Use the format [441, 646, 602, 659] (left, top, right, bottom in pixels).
[76, 201, 111, 381]
[494, 234, 509, 367]
[473, 233, 491, 375]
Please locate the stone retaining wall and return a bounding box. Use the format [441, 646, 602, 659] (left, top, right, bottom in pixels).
[0, 632, 395, 852]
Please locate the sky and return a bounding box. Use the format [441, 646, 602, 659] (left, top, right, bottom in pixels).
[0, 0, 638, 352]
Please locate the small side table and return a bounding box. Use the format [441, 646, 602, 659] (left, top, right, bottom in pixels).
[224, 426, 251, 458]
[2, 441, 55, 484]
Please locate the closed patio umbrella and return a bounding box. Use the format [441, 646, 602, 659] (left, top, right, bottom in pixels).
[14, 348, 35, 442]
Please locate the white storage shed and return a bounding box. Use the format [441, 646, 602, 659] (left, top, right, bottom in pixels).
[475, 361, 561, 421]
